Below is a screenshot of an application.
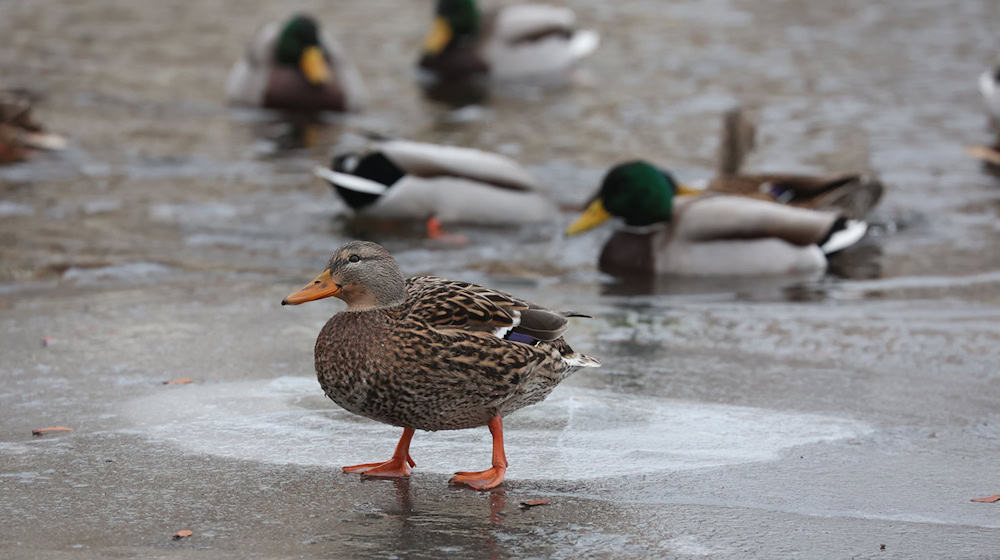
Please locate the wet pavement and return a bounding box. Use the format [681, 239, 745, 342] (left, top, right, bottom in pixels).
[2, 0, 1000, 558]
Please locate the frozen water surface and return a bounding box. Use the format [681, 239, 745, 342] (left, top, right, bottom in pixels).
[124, 376, 871, 479]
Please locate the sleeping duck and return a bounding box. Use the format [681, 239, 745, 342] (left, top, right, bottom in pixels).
[417, 0, 599, 84]
[682, 108, 884, 220]
[980, 62, 1000, 133]
[969, 62, 1000, 166]
[282, 240, 599, 489]
[226, 14, 365, 112]
[567, 161, 869, 277]
[314, 138, 557, 238]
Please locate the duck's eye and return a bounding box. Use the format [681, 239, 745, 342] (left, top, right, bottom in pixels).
[348, 254, 361, 263]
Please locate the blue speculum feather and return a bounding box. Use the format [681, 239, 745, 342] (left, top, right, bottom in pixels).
[505, 331, 538, 345]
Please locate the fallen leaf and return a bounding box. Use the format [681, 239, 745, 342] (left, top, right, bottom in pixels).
[32, 426, 73, 436]
[519, 499, 551, 509]
[970, 494, 1000, 503]
[172, 529, 193, 539]
[162, 378, 193, 385]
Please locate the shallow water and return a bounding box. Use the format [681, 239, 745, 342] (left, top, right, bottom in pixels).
[2, 1, 1000, 559]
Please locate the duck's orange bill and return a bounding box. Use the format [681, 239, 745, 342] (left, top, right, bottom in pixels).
[282, 268, 342, 305]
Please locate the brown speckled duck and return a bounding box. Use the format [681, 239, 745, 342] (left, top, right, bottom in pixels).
[1, 90, 66, 164]
[282, 240, 599, 490]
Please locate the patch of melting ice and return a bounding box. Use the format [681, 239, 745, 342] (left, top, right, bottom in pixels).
[123, 377, 870, 480]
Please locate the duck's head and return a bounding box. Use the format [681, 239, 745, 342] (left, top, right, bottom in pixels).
[423, 0, 480, 55]
[566, 161, 681, 235]
[275, 14, 331, 85]
[282, 241, 406, 310]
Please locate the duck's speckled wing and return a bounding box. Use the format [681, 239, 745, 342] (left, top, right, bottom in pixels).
[314, 275, 597, 431]
[403, 275, 528, 335]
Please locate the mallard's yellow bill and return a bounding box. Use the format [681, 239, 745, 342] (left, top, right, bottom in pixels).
[423, 16, 453, 54]
[566, 200, 612, 236]
[299, 46, 331, 85]
[282, 268, 342, 305]
[675, 183, 703, 196]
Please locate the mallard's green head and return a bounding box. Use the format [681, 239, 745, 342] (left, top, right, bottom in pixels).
[424, 0, 480, 54]
[567, 161, 678, 235]
[275, 14, 330, 84]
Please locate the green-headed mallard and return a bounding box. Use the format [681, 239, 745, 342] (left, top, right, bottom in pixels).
[566, 161, 868, 277]
[226, 14, 365, 112]
[417, 0, 600, 83]
[680, 108, 883, 219]
[0, 90, 66, 165]
[314, 138, 557, 238]
[282, 240, 599, 490]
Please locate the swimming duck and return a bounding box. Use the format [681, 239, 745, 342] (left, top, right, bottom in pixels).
[314, 138, 557, 238]
[282, 240, 599, 490]
[980, 63, 1000, 132]
[566, 161, 868, 277]
[417, 0, 599, 84]
[684, 108, 883, 219]
[226, 14, 365, 112]
[0, 90, 66, 164]
[968, 62, 1000, 166]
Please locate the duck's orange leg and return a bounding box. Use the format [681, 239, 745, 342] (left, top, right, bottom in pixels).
[450, 416, 507, 490]
[343, 427, 416, 478]
[426, 217, 468, 245]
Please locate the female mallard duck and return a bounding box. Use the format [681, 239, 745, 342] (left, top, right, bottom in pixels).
[418, 0, 599, 83]
[226, 14, 365, 112]
[683, 108, 883, 219]
[282, 240, 599, 490]
[314, 138, 557, 238]
[0, 90, 66, 164]
[566, 161, 869, 276]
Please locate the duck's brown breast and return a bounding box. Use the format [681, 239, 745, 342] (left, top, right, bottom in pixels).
[314, 310, 396, 422]
[264, 67, 345, 112]
[599, 230, 657, 275]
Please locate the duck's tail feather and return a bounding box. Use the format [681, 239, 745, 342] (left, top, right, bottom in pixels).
[821, 218, 868, 255]
[563, 353, 601, 368]
[568, 29, 600, 60]
[313, 167, 389, 195]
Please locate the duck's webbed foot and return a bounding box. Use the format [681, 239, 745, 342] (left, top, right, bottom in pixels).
[342, 427, 416, 479]
[342, 454, 415, 478]
[450, 466, 506, 490]
[448, 416, 508, 491]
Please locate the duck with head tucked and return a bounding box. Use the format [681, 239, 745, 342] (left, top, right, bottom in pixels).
[226, 14, 365, 112]
[314, 138, 557, 239]
[418, 0, 599, 85]
[282, 241, 599, 490]
[567, 161, 869, 277]
[968, 60, 1000, 166]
